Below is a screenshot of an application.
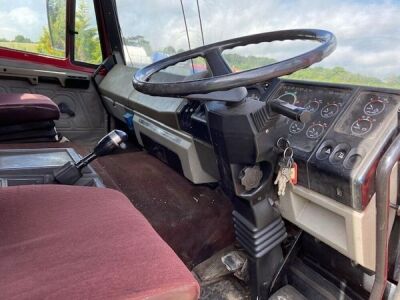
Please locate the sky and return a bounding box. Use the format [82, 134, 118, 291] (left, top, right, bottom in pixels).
[1, 0, 399, 79]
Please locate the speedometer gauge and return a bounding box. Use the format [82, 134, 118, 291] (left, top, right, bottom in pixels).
[278, 92, 296, 105]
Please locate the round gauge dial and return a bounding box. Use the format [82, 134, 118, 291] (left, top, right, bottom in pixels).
[364, 99, 385, 116]
[304, 100, 320, 113]
[351, 118, 372, 136]
[278, 92, 296, 105]
[289, 121, 305, 134]
[321, 103, 339, 118]
[306, 123, 325, 139]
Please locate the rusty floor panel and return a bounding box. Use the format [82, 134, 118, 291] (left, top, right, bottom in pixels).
[0, 142, 235, 268]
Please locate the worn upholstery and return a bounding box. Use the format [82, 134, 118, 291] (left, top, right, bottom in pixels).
[0, 185, 199, 300]
[0, 93, 60, 125]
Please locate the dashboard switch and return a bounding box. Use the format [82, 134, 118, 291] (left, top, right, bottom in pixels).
[330, 143, 351, 164]
[333, 150, 347, 162]
[323, 146, 333, 156]
[344, 153, 363, 169]
[316, 140, 335, 160]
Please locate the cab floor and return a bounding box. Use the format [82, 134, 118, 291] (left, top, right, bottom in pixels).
[94, 145, 235, 268]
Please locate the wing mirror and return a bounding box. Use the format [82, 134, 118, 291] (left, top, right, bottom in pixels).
[46, 0, 66, 52]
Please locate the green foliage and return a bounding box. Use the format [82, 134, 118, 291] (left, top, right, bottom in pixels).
[13, 35, 32, 43]
[222, 54, 400, 89]
[223, 53, 276, 72]
[0, 41, 38, 52]
[0, 35, 36, 53]
[36, 0, 101, 64]
[74, 0, 101, 64]
[37, 28, 64, 57]
[44, 0, 66, 52]
[163, 46, 176, 55]
[286, 66, 400, 89]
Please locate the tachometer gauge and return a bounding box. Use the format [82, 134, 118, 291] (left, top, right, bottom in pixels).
[289, 121, 305, 134]
[351, 118, 372, 136]
[304, 100, 320, 113]
[321, 103, 339, 118]
[364, 98, 385, 116]
[306, 123, 325, 139]
[278, 92, 296, 105]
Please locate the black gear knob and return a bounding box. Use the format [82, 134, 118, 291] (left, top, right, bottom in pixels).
[75, 130, 128, 170]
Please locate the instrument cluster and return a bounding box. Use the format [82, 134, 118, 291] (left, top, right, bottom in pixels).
[270, 83, 352, 152]
[268, 81, 400, 210]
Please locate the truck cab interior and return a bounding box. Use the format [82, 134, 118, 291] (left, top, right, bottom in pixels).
[1, 1, 400, 299]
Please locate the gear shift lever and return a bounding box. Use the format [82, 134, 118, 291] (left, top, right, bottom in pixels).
[54, 130, 128, 185]
[75, 130, 128, 170]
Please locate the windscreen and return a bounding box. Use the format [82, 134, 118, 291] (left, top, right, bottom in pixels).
[116, 0, 400, 89]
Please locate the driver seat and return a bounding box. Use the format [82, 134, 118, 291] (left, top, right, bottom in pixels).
[0, 185, 199, 300]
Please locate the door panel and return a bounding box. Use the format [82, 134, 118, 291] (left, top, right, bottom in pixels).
[0, 60, 107, 145]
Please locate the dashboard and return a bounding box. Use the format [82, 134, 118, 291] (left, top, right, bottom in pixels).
[178, 79, 400, 210]
[179, 80, 400, 210]
[264, 80, 400, 210]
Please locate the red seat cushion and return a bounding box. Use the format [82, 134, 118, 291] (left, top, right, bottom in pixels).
[0, 93, 60, 125]
[0, 185, 199, 300]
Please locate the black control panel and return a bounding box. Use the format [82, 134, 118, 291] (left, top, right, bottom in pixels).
[269, 82, 352, 154]
[267, 82, 354, 189]
[267, 81, 400, 210]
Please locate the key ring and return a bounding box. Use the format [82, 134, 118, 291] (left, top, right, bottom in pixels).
[276, 137, 290, 150]
[283, 147, 294, 167]
[283, 147, 293, 159]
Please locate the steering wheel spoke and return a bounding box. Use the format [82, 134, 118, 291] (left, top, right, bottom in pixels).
[203, 48, 232, 76]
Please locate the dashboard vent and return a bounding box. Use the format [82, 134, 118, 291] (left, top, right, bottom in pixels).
[251, 106, 269, 132]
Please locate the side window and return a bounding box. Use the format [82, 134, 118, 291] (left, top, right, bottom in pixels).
[74, 0, 102, 65]
[0, 1, 66, 57]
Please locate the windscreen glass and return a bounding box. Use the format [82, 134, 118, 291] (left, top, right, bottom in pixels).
[116, 0, 400, 89]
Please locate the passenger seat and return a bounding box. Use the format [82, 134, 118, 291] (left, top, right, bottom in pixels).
[0, 185, 199, 299]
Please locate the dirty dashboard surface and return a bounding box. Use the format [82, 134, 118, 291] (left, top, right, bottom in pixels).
[264, 80, 400, 210]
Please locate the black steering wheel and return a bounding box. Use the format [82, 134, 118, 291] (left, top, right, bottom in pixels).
[132, 29, 336, 100]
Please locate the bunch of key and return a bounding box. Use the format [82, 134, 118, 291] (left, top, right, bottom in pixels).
[274, 138, 297, 196]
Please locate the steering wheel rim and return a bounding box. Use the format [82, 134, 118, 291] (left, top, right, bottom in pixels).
[132, 29, 336, 97]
